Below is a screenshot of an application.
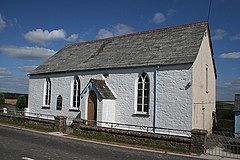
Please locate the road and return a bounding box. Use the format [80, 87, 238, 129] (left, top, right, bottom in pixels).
[0, 125, 204, 160]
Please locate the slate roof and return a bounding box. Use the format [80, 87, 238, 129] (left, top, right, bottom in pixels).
[90, 79, 116, 99]
[30, 22, 209, 75]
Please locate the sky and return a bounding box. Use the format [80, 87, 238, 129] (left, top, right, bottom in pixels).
[0, 0, 239, 101]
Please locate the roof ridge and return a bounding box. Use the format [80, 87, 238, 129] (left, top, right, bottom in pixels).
[64, 21, 208, 49]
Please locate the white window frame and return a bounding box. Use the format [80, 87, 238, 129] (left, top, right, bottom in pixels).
[71, 76, 81, 110]
[43, 77, 51, 107]
[136, 72, 150, 115]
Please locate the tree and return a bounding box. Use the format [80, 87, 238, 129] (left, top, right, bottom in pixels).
[16, 95, 26, 109]
[0, 93, 5, 109]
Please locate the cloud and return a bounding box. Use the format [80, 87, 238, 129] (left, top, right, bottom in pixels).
[232, 68, 240, 71]
[17, 66, 38, 73]
[0, 76, 28, 94]
[0, 46, 56, 60]
[0, 67, 11, 78]
[24, 29, 78, 45]
[219, 52, 240, 59]
[0, 67, 29, 93]
[96, 29, 114, 39]
[113, 24, 134, 35]
[217, 78, 240, 101]
[151, 12, 166, 24]
[211, 29, 227, 40]
[231, 34, 240, 40]
[166, 9, 176, 16]
[66, 34, 78, 42]
[96, 24, 134, 39]
[0, 14, 7, 32]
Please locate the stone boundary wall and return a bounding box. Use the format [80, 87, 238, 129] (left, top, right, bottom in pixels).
[0, 113, 66, 132]
[73, 119, 208, 153]
[0, 114, 207, 153]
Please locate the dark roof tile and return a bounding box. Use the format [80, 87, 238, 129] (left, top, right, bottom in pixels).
[30, 22, 208, 75]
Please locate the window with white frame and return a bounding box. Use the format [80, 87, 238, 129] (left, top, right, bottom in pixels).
[72, 76, 80, 108]
[137, 72, 149, 113]
[44, 77, 51, 106]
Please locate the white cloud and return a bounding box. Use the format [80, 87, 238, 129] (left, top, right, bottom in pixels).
[0, 46, 56, 60]
[66, 34, 79, 42]
[0, 67, 29, 93]
[0, 76, 28, 94]
[96, 24, 134, 39]
[219, 52, 240, 59]
[96, 29, 114, 39]
[231, 34, 240, 40]
[17, 66, 38, 72]
[151, 12, 166, 24]
[217, 78, 240, 101]
[113, 24, 134, 35]
[212, 29, 227, 40]
[0, 14, 7, 32]
[0, 67, 11, 78]
[24, 29, 78, 45]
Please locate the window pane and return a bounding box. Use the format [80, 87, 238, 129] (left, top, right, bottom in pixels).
[73, 101, 76, 107]
[144, 97, 149, 104]
[138, 83, 143, 89]
[48, 95, 51, 105]
[144, 90, 149, 96]
[138, 90, 142, 96]
[74, 83, 77, 90]
[145, 82, 149, 89]
[137, 105, 142, 112]
[145, 76, 149, 82]
[141, 72, 146, 78]
[144, 105, 148, 112]
[137, 97, 142, 104]
[45, 95, 48, 105]
[138, 77, 142, 83]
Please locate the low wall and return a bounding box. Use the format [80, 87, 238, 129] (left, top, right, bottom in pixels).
[0, 113, 67, 132]
[73, 119, 208, 153]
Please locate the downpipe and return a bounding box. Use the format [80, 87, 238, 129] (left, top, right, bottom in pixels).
[153, 65, 160, 133]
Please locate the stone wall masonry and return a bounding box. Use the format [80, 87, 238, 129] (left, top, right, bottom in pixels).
[73, 119, 192, 151]
[73, 119, 208, 153]
[0, 113, 67, 132]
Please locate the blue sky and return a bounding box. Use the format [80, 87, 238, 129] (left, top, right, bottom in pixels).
[0, 0, 239, 101]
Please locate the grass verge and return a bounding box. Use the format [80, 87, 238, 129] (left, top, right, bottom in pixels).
[0, 119, 55, 132]
[71, 132, 193, 154]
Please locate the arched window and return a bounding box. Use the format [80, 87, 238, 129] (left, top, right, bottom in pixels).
[73, 76, 80, 108]
[137, 72, 149, 113]
[45, 77, 51, 106]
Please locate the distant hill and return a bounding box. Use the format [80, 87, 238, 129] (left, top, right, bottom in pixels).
[1, 92, 28, 99]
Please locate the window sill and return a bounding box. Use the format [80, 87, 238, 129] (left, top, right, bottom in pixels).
[42, 106, 50, 109]
[132, 113, 150, 117]
[69, 108, 80, 112]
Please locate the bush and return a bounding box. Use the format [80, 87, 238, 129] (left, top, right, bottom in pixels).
[16, 95, 26, 109]
[0, 93, 5, 109]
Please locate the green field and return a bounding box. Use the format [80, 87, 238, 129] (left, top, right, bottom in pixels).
[216, 101, 235, 120]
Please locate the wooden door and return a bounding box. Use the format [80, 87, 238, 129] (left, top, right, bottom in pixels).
[88, 91, 97, 125]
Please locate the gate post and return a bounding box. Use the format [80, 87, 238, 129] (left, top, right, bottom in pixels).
[54, 116, 67, 133]
[191, 129, 208, 153]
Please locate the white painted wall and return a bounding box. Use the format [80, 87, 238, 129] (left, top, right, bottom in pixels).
[192, 29, 216, 132]
[156, 65, 193, 131]
[29, 64, 193, 134]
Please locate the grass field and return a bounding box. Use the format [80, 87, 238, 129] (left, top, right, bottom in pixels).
[5, 99, 17, 106]
[216, 101, 235, 120]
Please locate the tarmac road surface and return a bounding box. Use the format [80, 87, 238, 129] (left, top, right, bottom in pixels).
[0, 125, 205, 160]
